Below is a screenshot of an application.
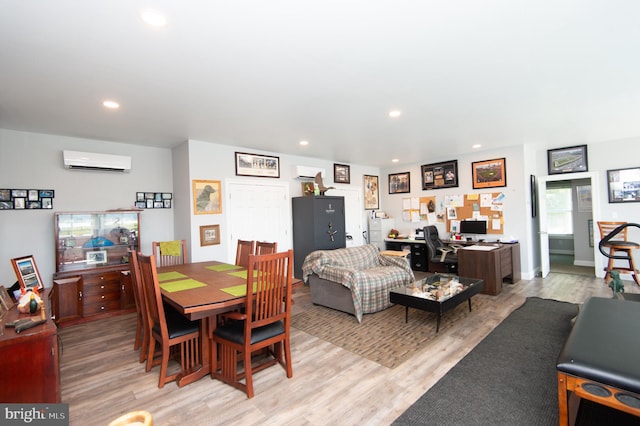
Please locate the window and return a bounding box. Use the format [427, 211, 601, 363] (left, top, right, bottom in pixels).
[546, 186, 573, 234]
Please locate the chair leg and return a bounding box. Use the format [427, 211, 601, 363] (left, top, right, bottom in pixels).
[158, 343, 170, 388]
[282, 338, 293, 378]
[244, 347, 254, 398]
[134, 314, 143, 351]
[145, 338, 156, 372]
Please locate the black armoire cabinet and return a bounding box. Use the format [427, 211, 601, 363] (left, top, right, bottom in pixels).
[292, 196, 346, 278]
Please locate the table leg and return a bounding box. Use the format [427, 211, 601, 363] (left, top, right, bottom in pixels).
[468, 298, 472, 312]
[436, 315, 441, 333]
[405, 306, 409, 323]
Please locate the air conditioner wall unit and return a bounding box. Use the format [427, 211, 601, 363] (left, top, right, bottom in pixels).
[294, 165, 325, 179]
[63, 150, 132, 172]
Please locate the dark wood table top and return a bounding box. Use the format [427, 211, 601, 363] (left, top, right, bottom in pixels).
[158, 260, 301, 321]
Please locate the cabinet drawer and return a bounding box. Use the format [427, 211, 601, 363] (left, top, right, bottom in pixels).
[84, 291, 120, 305]
[82, 271, 121, 286]
[83, 281, 120, 296]
[83, 300, 121, 316]
[369, 230, 382, 242]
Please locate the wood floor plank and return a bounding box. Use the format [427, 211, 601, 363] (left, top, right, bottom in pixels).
[58, 273, 638, 425]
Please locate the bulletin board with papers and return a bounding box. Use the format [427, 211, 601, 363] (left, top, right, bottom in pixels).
[445, 192, 504, 235]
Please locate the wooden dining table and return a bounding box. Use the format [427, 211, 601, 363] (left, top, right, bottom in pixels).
[157, 260, 301, 387]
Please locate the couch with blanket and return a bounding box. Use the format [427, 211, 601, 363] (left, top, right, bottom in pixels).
[302, 244, 415, 322]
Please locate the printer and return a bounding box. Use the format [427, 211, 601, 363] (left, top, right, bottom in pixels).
[414, 228, 425, 240]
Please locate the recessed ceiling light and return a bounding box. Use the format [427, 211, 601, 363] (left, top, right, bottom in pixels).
[388, 110, 402, 118]
[102, 100, 120, 109]
[141, 10, 167, 27]
[472, 144, 482, 149]
[392, 158, 399, 163]
[299, 140, 309, 146]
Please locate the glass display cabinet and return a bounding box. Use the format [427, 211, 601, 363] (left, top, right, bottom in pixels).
[52, 210, 140, 326]
[55, 210, 140, 273]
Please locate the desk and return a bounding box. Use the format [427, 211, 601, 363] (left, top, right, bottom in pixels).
[384, 238, 429, 271]
[158, 261, 301, 386]
[457, 243, 520, 295]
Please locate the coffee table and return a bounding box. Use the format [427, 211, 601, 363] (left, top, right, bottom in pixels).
[389, 274, 484, 332]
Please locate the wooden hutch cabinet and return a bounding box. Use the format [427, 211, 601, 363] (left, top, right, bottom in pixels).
[51, 210, 140, 326]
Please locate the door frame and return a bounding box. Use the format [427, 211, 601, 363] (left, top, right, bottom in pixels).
[537, 171, 602, 278]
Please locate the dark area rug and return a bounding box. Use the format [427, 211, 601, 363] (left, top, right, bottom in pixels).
[291, 295, 493, 369]
[393, 297, 578, 425]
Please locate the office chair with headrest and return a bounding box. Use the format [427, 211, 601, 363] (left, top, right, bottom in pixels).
[424, 225, 458, 273]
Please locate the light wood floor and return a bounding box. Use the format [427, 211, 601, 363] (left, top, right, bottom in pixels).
[59, 273, 639, 425]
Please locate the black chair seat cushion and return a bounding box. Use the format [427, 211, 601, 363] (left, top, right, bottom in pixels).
[602, 241, 640, 249]
[152, 305, 199, 339]
[557, 297, 640, 394]
[214, 320, 285, 345]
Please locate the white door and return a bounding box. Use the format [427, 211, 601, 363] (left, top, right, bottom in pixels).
[538, 172, 602, 278]
[328, 187, 364, 247]
[226, 180, 291, 263]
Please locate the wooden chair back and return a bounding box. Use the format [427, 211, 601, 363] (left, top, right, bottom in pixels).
[137, 252, 201, 388]
[235, 239, 256, 268]
[597, 221, 629, 242]
[245, 250, 293, 330]
[137, 253, 166, 347]
[212, 249, 294, 397]
[152, 240, 187, 267]
[128, 249, 149, 363]
[255, 241, 277, 255]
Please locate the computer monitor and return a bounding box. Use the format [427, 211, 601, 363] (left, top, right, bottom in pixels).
[459, 220, 487, 235]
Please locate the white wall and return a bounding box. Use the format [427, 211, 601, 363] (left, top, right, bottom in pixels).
[0, 129, 175, 286]
[174, 139, 379, 264]
[2, 127, 639, 286]
[380, 145, 533, 277]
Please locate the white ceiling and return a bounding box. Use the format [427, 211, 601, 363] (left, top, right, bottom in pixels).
[1, 1, 639, 167]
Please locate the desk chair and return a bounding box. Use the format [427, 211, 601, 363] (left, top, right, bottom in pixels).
[235, 239, 256, 268]
[424, 226, 458, 273]
[256, 241, 277, 255]
[597, 221, 640, 285]
[212, 250, 294, 398]
[152, 240, 187, 267]
[138, 253, 201, 388]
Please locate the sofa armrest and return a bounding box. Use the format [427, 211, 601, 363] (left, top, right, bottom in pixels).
[313, 264, 358, 288]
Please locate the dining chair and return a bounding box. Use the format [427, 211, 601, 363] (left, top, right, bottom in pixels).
[235, 239, 256, 268]
[128, 249, 150, 363]
[255, 241, 277, 255]
[137, 253, 201, 388]
[212, 249, 294, 398]
[597, 221, 640, 285]
[152, 240, 187, 267]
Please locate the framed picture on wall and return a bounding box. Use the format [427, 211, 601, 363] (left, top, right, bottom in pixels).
[200, 224, 221, 246]
[606, 166, 640, 203]
[334, 163, 350, 184]
[235, 152, 280, 178]
[192, 180, 222, 214]
[472, 158, 507, 189]
[363, 175, 379, 209]
[547, 145, 588, 175]
[388, 172, 410, 194]
[421, 160, 458, 190]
